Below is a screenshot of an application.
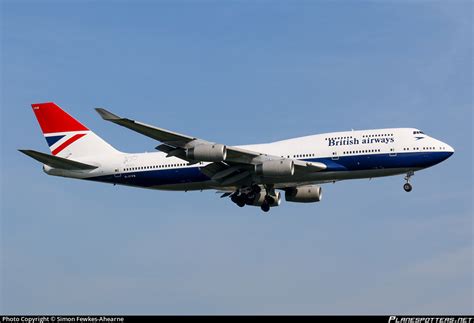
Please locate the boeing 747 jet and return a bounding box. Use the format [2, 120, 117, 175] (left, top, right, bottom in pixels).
[20, 102, 454, 212]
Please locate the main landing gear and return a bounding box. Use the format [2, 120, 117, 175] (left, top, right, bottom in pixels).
[260, 195, 275, 213]
[229, 185, 279, 213]
[403, 171, 414, 192]
[260, 185, 278, 213]
[261, 202, 270, 213]
[231, 193, 246, 207]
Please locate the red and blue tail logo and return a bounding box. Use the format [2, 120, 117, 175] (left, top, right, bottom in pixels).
[32, 102, 89, 156]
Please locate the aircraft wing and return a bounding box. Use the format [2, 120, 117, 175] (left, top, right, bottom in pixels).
[95, 108, 326, 183]
[95, 108, 195, 147]
[96, 108, 264, 161]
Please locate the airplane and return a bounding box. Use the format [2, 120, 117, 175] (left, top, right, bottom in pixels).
[20, 102, 454, 212]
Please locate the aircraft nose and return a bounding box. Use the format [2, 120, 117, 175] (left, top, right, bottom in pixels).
[446, 144, 454, 154]
[444, 143, 454, 157]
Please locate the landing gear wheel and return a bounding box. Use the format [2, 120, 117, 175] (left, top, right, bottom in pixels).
[264, 195, 275, 205]
[231, 194, 246, 207]
[403, 183, 412, 192]
[261, 202, 270, 213]
[403, 171, 414, 192]
[231, 194, 239, 203]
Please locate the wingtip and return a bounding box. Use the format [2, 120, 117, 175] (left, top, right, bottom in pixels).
[95, 108, 121, 120]
[18, 149, 40, 158]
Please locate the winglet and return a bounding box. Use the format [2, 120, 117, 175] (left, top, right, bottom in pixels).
[95, 108, 122, 121]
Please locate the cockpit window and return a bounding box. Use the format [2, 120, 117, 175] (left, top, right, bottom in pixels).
[413, 130, 425, 135]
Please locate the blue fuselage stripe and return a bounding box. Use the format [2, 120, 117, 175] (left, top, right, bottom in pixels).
[86, 151, 453, 187]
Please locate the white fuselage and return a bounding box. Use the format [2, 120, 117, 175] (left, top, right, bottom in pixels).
[44, 127, 454, 190]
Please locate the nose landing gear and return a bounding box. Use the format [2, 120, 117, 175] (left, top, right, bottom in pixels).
[403, 171, 414, 192]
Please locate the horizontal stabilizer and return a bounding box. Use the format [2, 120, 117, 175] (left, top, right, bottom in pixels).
[19, 149, 98, 170]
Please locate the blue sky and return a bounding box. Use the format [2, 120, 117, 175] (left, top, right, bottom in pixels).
[1, 0, 472, 314]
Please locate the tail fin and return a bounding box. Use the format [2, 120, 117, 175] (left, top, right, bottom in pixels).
[31, 102, 119, 158]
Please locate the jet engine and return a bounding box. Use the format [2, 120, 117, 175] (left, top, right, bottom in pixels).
[186, 144, 227, 162]
[255, 159, 294, 177]
[285, 185, 322, 203]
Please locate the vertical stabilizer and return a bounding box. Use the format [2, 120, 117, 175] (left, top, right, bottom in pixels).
[31, 102, 119, 158]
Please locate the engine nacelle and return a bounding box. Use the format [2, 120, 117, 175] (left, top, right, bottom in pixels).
[255, 159, 294, 177]
[248, 190, 281, 207]
[285, 185, 322, 203]
[186, 144, 227, 162]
